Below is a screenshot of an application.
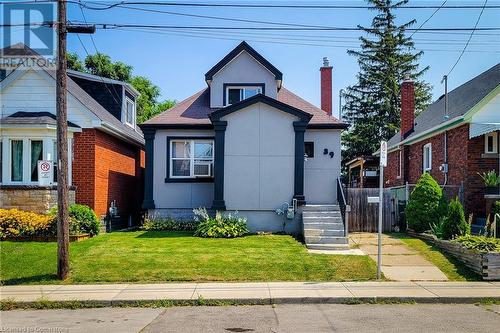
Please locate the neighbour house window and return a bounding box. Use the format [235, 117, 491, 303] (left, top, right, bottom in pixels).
[170, 139, 214, 178]
[423, 143, 432, 172]
[11, 140, 23, 182]
[397, 150, 402, 178]
[125, 98, 135, 127]
[304, 142, 314, 158]
[485, 133, 498, 154]
[30, 140, 43, 182]
[225, 85, 263, 105]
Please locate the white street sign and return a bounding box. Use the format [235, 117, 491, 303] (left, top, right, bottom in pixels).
[38, 160, 53, 186]
[380, 140, 388, 167]
[367, 196, 380, 204]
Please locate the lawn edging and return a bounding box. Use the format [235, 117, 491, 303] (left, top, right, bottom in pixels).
[1, 234, 91, 242]
[407, 231, 500, 281]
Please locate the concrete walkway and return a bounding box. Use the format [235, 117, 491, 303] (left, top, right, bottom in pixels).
[1, 282, 499, 304]
[350, 233, 449, 281]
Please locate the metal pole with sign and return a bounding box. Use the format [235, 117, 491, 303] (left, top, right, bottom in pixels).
[378, 141, 387, 280]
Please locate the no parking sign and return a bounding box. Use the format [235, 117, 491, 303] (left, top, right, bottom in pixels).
[38, 160, 53, 186]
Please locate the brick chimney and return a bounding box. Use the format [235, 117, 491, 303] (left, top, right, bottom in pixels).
[320, 57, 333, 116]
[401, 78, 415, 139]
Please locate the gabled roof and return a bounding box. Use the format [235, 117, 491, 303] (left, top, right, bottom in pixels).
[205, 41, 283, 83]
[0, 111, 80, 129]
[386, 63, 500, 149]
[141, 86, 347, 129]
[209, 93, 312, 122]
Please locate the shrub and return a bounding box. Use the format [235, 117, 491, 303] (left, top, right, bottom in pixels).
[453, 235, 500, 253]
[405, 173, 446, 233]
[441, 198, 469, 240]
[141, 215, 198, 231]
[49, 204, 100, 236]
[0, 209, 53, 238]
[193, 208, 248, 238]
[430, 217, 446, 239]
[492, 201, 500, 216]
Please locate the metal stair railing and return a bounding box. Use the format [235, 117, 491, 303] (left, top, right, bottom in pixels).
[337, 178, 350, 238]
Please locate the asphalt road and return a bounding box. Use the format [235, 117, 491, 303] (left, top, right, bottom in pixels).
[1, 304, 499, 333]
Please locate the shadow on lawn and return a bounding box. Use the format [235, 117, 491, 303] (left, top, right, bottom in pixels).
[135, 231, 194, 239]
[1, 274, 58, 285]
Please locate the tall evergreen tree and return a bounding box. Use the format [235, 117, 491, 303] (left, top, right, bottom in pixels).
[342, 0, 432, 165]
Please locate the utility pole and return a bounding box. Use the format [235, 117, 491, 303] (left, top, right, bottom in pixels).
[56, 0, 95, 280]
[56, 0, 69, 280]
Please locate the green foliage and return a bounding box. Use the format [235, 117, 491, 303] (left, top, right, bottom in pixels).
[441, 198, 469, 240]
[341, 0, 432, 165]
[478, 170, 500, 187]
[493, 201, 500, 216]
[66, 53, 175, 123]
[405, 173, 445, 233]
[141, 215, 198, 231]
[193, 208, 249, 238]
[430, 217, 446, 240]
[49, 204, 100, 236]
[453, 235, 500, 253]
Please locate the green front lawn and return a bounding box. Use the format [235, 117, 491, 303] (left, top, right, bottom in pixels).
[1, 231, 377, 285]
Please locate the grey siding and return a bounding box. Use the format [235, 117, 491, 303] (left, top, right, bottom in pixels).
[152, 129, 215, 209]
[210, 51, 277, 108]
[222, 102, 297, 211]
[304, 129, 342, 204]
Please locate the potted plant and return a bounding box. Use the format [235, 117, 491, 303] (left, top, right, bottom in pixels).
[478, 170, 500, 195]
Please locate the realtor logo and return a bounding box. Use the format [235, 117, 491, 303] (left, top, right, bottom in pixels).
[1, 3, 55, 57]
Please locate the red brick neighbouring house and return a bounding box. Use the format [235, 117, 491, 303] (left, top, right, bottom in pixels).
[0, 44, 144, 223]
[382, 64, 499, 218]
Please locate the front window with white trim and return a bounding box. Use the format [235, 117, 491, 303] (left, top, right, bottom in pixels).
[225, 86, 262, 105]
[169, 139, 214, 178]
[485, 133, 498, 154]
[423, 143, 432, 172]
[125, 98, 135, 127]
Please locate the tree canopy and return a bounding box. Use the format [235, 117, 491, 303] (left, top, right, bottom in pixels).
[342, 0, 432, 165]
[67, 52, 175, 124]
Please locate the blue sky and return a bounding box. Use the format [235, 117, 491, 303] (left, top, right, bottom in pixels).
[4, 1, 500, 118]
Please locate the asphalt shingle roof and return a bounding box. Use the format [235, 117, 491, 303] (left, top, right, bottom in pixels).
[387, 63, 500, 148]
[143, 87, 343, 127]
[0, 111, 80, 128]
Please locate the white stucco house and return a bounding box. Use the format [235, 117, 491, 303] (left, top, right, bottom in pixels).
[141, 42, 349, 248]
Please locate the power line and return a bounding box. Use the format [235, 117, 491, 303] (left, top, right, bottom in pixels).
[447, 0, 489, 75]
[409, 0, 448, 38]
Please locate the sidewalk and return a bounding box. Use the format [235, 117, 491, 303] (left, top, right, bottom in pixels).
[2, 282, 499, 305]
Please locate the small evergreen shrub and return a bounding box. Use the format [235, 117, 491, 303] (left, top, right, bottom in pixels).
[453, 235, 500, 253]
[441, 198, 469, 240]
[405, 173, 446, 233]
[49, 204, 100, 236]
[141, 215, 198, 231]
[193, 208, 249, 238]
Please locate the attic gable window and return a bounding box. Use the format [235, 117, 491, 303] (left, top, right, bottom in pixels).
[125, 98, 135, 127]
[225, 85, 263, 106]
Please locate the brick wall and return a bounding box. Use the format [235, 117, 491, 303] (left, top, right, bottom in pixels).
[72, 129, 144, 219]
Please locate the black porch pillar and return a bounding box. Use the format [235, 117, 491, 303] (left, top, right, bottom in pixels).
[293, 121, 308, 205]
[212, 120, 227, 210]
[142, 127, 156, 209]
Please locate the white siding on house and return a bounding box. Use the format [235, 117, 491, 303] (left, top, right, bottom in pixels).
[210, 51, 278, 108]
[222, 102, 296, 211]
[1, 70, 98, 128]
[304, 129, 341, 204]
[152, 129, 215, 209]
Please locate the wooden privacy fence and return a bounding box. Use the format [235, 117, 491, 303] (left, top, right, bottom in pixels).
[346, 188, 394, 232]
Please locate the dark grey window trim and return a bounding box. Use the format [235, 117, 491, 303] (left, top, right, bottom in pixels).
[212, 121, 227, 211]
[223, 83, 265, 106]
[205, 41, 283, 81]
[294, 121, 309, 205]
[209, 93, 312, 122]
[165, 136, 215, 183]
[142, 128, 156, 209]
[307, 123, 349, 130]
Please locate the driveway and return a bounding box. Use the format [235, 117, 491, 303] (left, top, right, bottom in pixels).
[350, 233, 448, 281]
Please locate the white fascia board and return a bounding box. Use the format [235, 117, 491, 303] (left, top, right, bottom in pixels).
[100, 121, 144, 146]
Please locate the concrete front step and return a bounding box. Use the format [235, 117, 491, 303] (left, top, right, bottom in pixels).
[302, 205, 340, 212]
[304, 229, 345, 237]
[303, 217, 343, 224]
[306, 243, 350, 250]
[304, 236, 349, 245]
[303, 211, 342, 218]
[302, 222, 344, 229]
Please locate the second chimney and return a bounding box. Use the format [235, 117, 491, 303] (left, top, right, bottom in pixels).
[401, 78, 415, 139]
[320, 57, 333, 116]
